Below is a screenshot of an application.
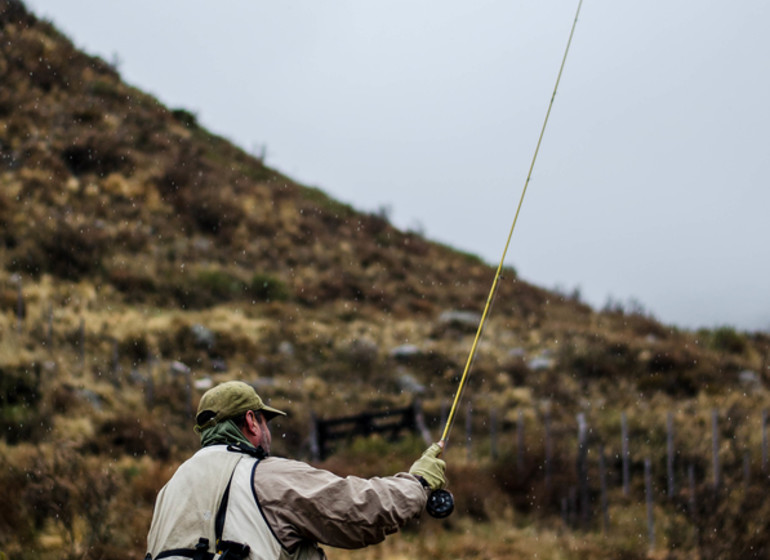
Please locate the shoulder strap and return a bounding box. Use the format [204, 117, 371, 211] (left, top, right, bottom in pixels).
[215, 443, 265, 540]
[212, 447, 262, 559]
[214, 476, 232, 543]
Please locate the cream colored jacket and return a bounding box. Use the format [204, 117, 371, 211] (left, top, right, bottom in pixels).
[146, 445, 428, 559]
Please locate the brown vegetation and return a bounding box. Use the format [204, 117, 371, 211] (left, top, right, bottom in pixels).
[2, 1, 770, 558]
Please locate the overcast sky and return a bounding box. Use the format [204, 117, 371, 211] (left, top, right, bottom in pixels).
[25, 1, 770, 332]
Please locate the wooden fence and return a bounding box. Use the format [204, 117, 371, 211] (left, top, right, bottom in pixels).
[309, 400, 432, 461]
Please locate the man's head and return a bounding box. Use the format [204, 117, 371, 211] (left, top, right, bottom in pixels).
[195, 381, 286, 450]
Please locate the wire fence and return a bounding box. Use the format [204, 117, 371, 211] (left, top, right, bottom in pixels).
[435, 398, 770, 550]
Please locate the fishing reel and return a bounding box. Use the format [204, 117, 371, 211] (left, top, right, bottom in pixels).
[426, 489, 454, 518]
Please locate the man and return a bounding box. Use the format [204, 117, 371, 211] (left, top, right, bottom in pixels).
[145, 380, 447, 560]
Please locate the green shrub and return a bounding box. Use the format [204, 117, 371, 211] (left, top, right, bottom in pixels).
[0, 365, 42, 444]
[88, 78, 123, 100]
[171, 108, 198, 129]
[561, 340, 639, 381]
[248, 273, 290, 302]
[157, 267, 247, 309]
[708, 326, 747, 354]
[197, 268, 245, 300]
[301, 186, 355, 218]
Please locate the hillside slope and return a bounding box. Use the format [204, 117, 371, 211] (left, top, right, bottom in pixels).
[2, 1, 770, 558]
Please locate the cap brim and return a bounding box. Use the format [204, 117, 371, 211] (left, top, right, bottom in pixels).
[261, 405, 287, 421]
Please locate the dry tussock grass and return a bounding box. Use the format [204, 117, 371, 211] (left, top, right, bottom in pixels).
[328, 516, 655, 560]
[2, 3, 770, 557]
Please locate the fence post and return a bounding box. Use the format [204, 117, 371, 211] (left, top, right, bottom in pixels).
[712, 409, 720, 490]
[465, 402, 473, 461]
[309, 412, 321, 462]
[762, 409, 768, 473]
[16, 279, 23, 334]
[622, 411, 630, 497]
[490, 408, 498, 460]
[645, 457, 655, 549]
[688, 463, 698, 545]
[667, 411, 675, 498]
[517, 409, 524, 472]
[545, 409, 553, 491]
[599, 443, 609, 534]
[413, 400, 433, 445]
[576, 413, 589, 529]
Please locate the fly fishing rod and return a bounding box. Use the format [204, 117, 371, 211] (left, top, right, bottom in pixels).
[426, 0, 583, 519]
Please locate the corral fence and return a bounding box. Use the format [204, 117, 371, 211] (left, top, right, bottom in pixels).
[309, 400, 433, 461]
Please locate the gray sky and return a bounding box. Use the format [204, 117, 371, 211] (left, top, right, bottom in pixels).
[25, 1, 770, 332]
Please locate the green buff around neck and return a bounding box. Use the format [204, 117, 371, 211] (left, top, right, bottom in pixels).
[199, 419, 254, 448]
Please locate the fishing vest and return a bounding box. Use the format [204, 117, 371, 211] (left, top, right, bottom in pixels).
[145, 444, 324, 560]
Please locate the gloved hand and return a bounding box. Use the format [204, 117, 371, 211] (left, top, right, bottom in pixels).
[409, 442, 447, 491]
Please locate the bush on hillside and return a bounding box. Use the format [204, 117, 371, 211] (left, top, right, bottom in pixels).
[158, 147, 245, 241]
[248, 273, 290, 302]
[61, 137, 134, 178]
[563, 340, 640, 381]
[107, 265, 158, 302]
[708, 326, 747, 355]
[0, 443, 120, 558]
[0, 363, 44, 444]
[89, 415, 172, 460]
[8, 214, 112, 280]
[171, 108, 198, 129]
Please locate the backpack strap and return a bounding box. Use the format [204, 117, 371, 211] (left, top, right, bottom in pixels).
[212, 446, 265, 559]
[214, 477, 232, 544]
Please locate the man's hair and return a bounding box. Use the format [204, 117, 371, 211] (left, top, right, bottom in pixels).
[232, 409, 264, 429]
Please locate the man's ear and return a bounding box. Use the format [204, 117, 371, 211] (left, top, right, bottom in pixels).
[244, 410, 260, 436]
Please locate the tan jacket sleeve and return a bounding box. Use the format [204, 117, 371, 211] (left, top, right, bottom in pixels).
[254, 457, 428, 551]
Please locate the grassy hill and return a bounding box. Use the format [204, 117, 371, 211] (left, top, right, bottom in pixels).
[2, 1, 770, 558]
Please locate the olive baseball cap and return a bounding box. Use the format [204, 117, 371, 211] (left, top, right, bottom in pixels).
[195, 380, 286, 431]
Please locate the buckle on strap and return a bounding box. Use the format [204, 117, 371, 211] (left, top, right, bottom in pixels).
[226, 443, 266, 460]
[217, 539, 250, 560]
[194, 538, 210, 560]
